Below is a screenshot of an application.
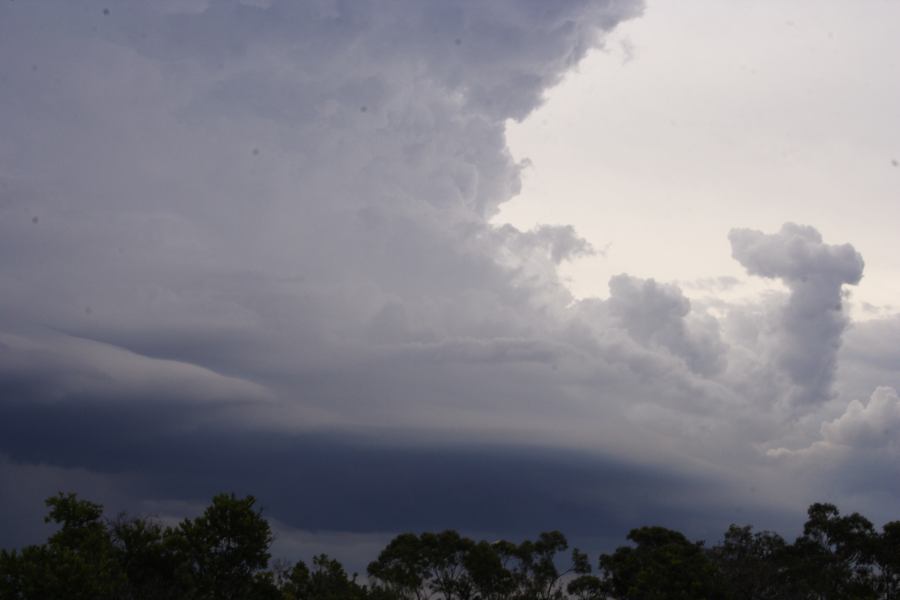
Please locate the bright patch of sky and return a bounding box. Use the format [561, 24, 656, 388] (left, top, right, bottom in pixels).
[496, 0, 900, 318]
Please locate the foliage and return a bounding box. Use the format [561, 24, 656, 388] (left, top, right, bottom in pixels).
[278, 554, 369, 600]
[597, 526, 726, 600]
[2, 493, 900, 599]
[711, 524, 787, 600]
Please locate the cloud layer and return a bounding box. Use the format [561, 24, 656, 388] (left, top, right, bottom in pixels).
[1, 0, 898, 558]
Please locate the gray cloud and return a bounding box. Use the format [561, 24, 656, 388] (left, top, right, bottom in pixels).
[729, 223, 864, 408]
[770, 387, 900, 460]
[837, 315, 900, 402]
[497, 223, 596, 264]
[766, 387, 900, 523]
[0, 331, 271, 406]
[608, 274, 725, 376]
[3, 0, 900, 557]
[0, 0, 664, 546]
[821, 386, 900, 450]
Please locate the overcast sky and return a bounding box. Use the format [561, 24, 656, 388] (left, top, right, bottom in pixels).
[2, 0, 900, 570]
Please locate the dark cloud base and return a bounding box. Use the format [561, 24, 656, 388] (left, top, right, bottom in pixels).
[0, 394, 783, 551]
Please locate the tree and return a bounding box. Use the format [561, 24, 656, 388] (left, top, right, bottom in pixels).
[875, 521, 900, 600]
[420, 530, 477, 600]
[279, 554, 369, 600]
[0, 493, 124, 600]
[368, 533, 430, 599]
[5, 493, 900, 600]
[566, 548, 603, 600]
[598, 526, 726, 600]
[367, 530, 493, 600]
[507, 531, 573, 600]
[170, 492, 279, 600]
[786, 503, 878, 600]
[110, 514, 183, 600]
[710, 525, 787, 600]
[463, 541, 515, 600]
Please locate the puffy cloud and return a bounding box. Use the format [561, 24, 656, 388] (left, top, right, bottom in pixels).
[767, 386, 900, 457]
[729, 223, 864, 408]
[729, 224, 863, 286]
[498, 223, 596, 264]
[821, 387, 900, 451]
[607, 275, 725, 376]
[766, 387, 900, 511]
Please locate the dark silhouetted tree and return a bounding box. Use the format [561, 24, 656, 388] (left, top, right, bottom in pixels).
[710, 524, 788, 600]
[170, 492, 278, 600]
[279, 553, 369, 600]
[875, 521, 900, 600]
[785, 502, 878, 600]
[598, 525, 726, 600]
[0, 493, 124, 600]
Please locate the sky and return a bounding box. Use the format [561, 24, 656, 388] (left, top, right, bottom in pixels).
[2, 0, 900, 570]
[499, 0, 900, 315]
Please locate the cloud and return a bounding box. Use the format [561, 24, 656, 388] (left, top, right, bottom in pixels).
[607, 275, 725, 376]
[0, 455, 127, 549]
[729, 223, 864, 408]
[728, 223, 863, 286]
[2, 0, 899, 557]
[766, 387, 900, 513]
[679, 276, 740, 293]
[498, 223, 596, 264]
[0, 423, 751, 555]
[0, 331, 271, 406]
[837, 315, 900, 402]
[820, 387, 900, 450]
[0, 0, 672, 545]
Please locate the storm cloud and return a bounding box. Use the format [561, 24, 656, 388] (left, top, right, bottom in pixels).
[729, 223, 864, 408]
[1, 0, 899, 558]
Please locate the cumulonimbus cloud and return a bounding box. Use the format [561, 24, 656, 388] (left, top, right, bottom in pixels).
[3, 0, 900, 552]
[607, 274, 725, 376]
[729, 223, 864, 408]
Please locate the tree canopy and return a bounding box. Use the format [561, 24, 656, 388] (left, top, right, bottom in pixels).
[2, 494, 899, 599]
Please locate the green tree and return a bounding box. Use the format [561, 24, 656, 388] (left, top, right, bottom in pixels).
[0, 493, 124, 600]
[110, 514, 183, 599]
[566, 548, 604, 600]
[170, 492, 279, 600]
[875, 521, 900, 600]
[279, 554, 369, 600]
[710, 525, 787, 600]
[367, 533, 429, 599]
[420, 530, 477, 600]
[463, 541, 515, 600]
[786, 503, 877, 600]
[598, 526, 726, 600]
[499, 531, 575, 600]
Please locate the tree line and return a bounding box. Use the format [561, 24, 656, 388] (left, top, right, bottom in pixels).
[1, 492, 899, 599]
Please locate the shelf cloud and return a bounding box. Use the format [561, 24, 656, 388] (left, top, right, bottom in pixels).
[1, 0, 898, 560]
